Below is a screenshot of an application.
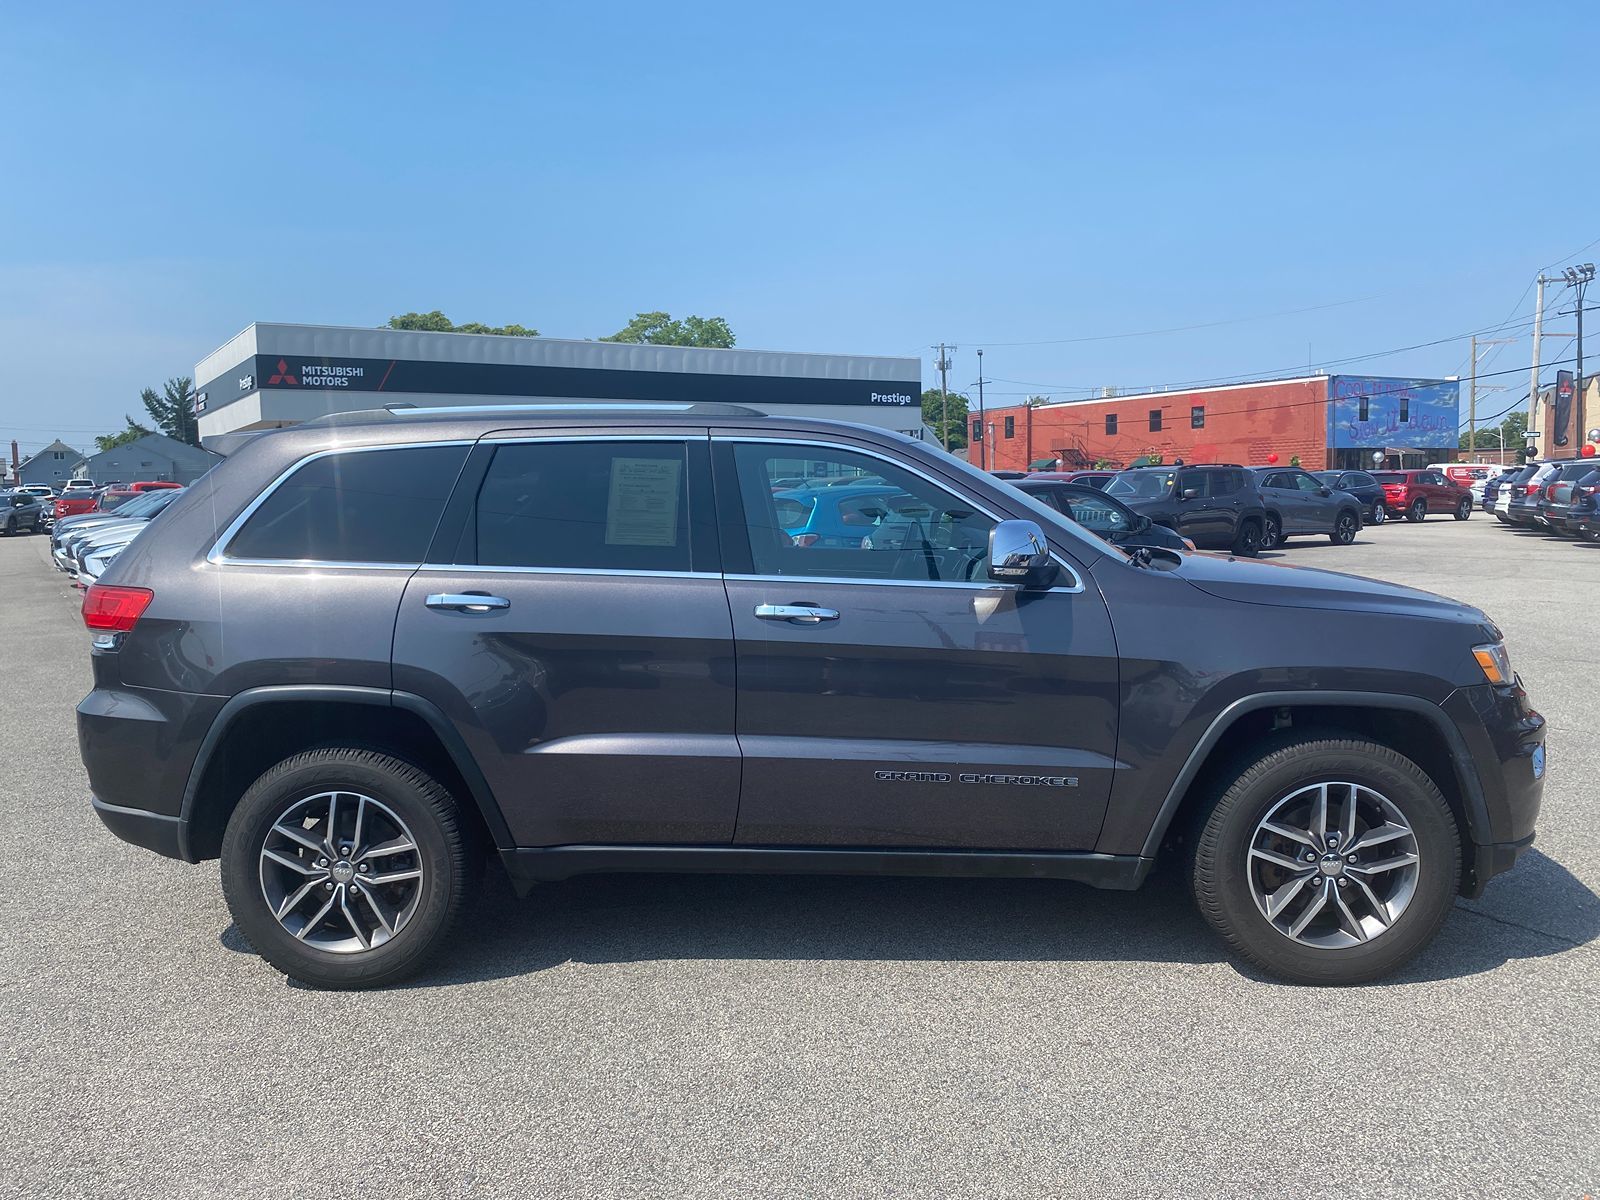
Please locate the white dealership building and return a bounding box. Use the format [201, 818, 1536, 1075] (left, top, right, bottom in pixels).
[194, 323, 925, 450]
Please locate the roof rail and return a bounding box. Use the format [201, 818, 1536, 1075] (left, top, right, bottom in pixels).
[380, 401, 765, 417]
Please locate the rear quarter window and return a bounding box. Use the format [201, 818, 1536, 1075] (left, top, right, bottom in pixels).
[225, 444, 469, 564]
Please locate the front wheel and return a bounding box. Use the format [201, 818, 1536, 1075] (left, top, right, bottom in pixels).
[1329, 510, 1359, 545]
[1190, 737, 1460, 985]
[220, 748, 478, 989]
[1407, 499, 1427, 522]
[1259, 514, 1283, 551]
[1454, 498, 1472, 521]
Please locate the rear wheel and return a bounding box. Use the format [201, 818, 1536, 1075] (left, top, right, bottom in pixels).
[1259, 514, 1282, 551]
[1329, 510, 1359, 545]
[1407, 499, 1427, 522]
[1231, 518, 1262, 557]
[1190, 737, 1460, 985]
[1369, 504, 1386, 526]
[1, 517, 13, 536]
[220, 748, 478, 989]
[1454, 498, 1472, 521]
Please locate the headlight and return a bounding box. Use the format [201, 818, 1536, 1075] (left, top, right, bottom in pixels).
[1472, 641, 1514, 686]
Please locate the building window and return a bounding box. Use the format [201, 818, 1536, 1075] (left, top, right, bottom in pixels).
[1399, 396, 1409, 422]
[1004, 415, 1015, 439]
[1358, 397, 1370, 422]
[1191, 406, 1205, 429]
[1149, 409, 1163, 432]
[53, 451, 65, 460]
[1105, 414, 1118, 436]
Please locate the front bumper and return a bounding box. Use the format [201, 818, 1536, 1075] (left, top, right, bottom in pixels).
[1442, 681, 1546, 895]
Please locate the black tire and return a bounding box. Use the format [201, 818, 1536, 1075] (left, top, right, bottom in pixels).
[1259, 513, 1282, 551]
[1, 517, 12, 536]
[1406, 499, 1427, 522]
[1329, 509, 1359, 545]
[1231, 517, 1262, 557]
[1454, 498, 1471, 521]
[220, 748, 478, 989]
[1190, 736, 1460, 985]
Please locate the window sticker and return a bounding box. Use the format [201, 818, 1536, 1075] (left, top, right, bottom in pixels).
[605, 457, 682, 547]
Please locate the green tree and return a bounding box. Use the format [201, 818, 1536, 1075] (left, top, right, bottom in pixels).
[921, 387, 970, 450]
[140, 376, 199, 446]
[387, 311, 540, 337]
[600, 312, 736, 348]
[96, 416, 154, 452]
[1459, 411, 1528, 451]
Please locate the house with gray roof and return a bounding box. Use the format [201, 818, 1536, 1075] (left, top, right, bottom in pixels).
[17, 440, 83, 488]
[73, 433, 221, 486]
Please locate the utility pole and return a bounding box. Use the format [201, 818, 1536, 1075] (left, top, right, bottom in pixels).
[1530, 274, 1553, 431]
[934, 343, 956, 451]
[1565, 264, 1596, 456]
[976, 348, 986, 470]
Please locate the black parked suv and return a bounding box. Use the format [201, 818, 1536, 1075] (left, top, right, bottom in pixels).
[1103, 464, 1269, 554]
[78, 404, 1545, 989]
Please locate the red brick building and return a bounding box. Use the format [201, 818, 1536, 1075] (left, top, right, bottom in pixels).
[979, 374, 1461, 473]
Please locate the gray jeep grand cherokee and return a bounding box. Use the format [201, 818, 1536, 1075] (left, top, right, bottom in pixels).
[77, 403, 1545, 988]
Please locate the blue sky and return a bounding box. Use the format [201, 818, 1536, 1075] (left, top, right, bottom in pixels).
[2, 0, 1596, 457]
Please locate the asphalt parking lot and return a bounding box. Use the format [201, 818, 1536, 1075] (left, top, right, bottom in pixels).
[2, 517, 1596, 1199]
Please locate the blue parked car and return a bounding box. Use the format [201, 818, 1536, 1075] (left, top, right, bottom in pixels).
[772, 483, 910, 547]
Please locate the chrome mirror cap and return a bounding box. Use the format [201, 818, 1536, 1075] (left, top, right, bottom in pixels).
[988, 519, 1054, 585]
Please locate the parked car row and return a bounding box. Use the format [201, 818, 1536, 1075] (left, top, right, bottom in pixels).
[44, 485, 187, 583]
[44, 478, 181, 526]
[1, 489, 50, 534]
[1488, 459, 1600, 540]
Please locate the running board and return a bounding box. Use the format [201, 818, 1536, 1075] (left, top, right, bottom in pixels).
[499, 845, 1153, 894]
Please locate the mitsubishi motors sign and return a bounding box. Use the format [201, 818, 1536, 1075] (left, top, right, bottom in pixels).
[263, 358, 370, 388]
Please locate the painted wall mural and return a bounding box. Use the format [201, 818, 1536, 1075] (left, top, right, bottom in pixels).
[1327, 375, 1459, 449]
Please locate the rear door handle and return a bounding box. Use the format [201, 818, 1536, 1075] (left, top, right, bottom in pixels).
[754, 603, 839, 624]
[426, 592, 511, 613]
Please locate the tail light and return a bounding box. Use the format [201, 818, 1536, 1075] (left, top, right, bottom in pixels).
[1511, 485, 1526, 497]
[1546, 484, 1561, 500]
[82, 584, 153, 632]
[1578, 485, 1597, 498]
[790, 533, 820, 547]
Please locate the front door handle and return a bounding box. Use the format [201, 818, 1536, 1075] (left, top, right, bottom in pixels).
[754, 603, 839, 624]
[426, 592, 511, 613]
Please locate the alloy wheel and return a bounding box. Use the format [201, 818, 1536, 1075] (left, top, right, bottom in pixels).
[1334, 512, 1357, 544]
[1370, 505, 1386, 525]
[257, 790, 424, 953]
[1261, 516, 1281, 550]
[1246, 781, 1420, 949]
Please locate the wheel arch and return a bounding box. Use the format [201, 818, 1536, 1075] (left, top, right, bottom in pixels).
[1141, 691, 1491, 887]
[179, 685, 511, 862]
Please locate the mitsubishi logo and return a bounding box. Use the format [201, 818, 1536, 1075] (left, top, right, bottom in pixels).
[266, 359, 298, 385]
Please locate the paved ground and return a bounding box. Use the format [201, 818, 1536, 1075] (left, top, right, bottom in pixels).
[1, 516, 1596, 1199]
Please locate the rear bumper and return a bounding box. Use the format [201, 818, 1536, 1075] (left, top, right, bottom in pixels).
[91, 796, 186, 859]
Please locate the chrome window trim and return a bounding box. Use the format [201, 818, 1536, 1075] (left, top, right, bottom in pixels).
[715, 435, 1085, 594]
[416, 564, 715, 580]
[206, 440, 476, 568]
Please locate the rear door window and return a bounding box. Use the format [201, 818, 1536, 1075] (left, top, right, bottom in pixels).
[226, 445, 468, 564]
[463, 440, 694, 572]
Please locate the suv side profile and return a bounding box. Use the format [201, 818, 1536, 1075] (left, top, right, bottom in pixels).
[1374, 470, 1474, 522]
[79, 405, 1545, 989]
[1102, 465, 1268, 554]
[1249, 467, 1365, 549]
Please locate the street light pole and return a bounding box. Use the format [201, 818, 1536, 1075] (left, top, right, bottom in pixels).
[976, 348, 986, 470]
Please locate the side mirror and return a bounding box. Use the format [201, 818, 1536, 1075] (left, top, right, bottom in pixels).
[1180, 487, 1201, 500]
[988, 519, 1056, 587]
[1133, 514, 1152, 531]
[1318, 486, 1332, 497]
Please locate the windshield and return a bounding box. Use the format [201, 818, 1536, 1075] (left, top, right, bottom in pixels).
[1105, 470, 1175, 499]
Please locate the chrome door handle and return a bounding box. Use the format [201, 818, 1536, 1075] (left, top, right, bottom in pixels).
[426, 593, 511, 613]
[754, 603, 839, 624]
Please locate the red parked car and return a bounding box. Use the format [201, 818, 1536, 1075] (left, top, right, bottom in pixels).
[1372, 469, 1474, 522]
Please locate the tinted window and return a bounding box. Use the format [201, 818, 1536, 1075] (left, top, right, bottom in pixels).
[467, 441, 692, 572]
[228, 445, 467, 563]
[1372, 472, 1406, 484]
[1346, 472, 1377, 488]
[1106, 470, 1175, 500]
[1211, 469, 1245, 495]
[1175, 470, 1209, 498]
[1056, 491, 1130, 533]
[1259, 472, 1288, 489]
[1292, 472, 1323, 493]
[731, 443, 994, 583]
